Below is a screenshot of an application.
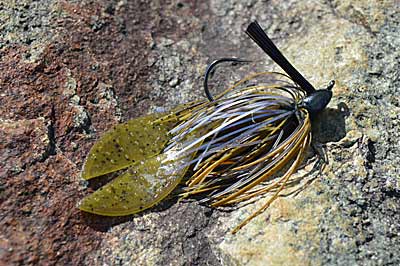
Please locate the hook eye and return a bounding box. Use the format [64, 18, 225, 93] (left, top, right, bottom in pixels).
[326, 80, 335, 90]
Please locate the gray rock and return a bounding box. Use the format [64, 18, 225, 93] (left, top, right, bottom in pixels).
[1, 0, 399, 265]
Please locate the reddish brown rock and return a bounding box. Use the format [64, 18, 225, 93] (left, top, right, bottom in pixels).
[1, 0, 399, 265]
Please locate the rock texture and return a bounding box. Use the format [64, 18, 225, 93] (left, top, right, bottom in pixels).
[1, 0, 399, 265]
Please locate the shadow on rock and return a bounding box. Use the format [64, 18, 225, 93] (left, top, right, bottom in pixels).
[80, 212, 134, 232]
[312, 102, 349, 144]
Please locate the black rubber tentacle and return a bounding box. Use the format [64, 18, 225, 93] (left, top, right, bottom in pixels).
[204, 58, 252, 101]
[246, 21, 316, 95]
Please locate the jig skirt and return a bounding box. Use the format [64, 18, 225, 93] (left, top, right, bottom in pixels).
[79, 21, 334, 233]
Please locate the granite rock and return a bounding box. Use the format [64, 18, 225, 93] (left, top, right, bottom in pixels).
[1, 0, 399, 265]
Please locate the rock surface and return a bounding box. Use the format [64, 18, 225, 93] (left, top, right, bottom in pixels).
[1, 0, 399, 265]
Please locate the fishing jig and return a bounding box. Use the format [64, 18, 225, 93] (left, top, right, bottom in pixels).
[79, 21, 334, 233]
